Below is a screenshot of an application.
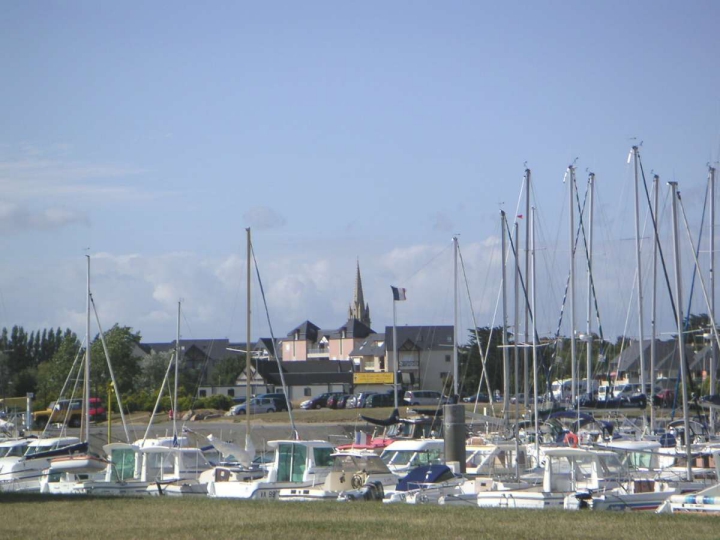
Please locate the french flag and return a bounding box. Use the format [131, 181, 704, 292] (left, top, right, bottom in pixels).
[391, 286, 407, 301]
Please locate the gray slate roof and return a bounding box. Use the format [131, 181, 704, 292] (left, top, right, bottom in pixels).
[384, 325, 454, 351]
[141, 339, 235, 361]
[255, 359, 353, 386]
[330, 319, 375, 339]
[349, 333, 386, 357]
[287, 321, 320, 341]
[613, 339, 695, 373]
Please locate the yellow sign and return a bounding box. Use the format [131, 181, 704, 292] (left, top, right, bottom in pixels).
[353, 372, 394, 385]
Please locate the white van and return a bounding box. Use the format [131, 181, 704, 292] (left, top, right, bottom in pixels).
[403, 390, 444, 406]
[550, 379, 572, 401]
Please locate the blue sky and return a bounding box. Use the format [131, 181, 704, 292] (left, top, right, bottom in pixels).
[1, 2, 719, 344]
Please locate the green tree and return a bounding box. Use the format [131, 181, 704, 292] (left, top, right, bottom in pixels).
[458, 326, 507, 396]
[210, 356, 244, 386]
[89, 325, 142, 397]
[139, 351, 172, 393]
[36, 332, 82, 406]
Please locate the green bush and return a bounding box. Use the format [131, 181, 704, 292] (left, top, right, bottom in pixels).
[203, 394, 232, 410]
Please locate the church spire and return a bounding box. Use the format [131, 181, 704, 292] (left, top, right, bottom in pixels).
[349, 260, 371, 326]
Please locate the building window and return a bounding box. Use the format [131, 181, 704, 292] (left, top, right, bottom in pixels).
[199, 390, 207, 398]
[445, 355, 451, 363]
[304, 387, 312, 397]
[227, 389, 235, 397]
[440, 372, 448, 380]
[379, 357, 385, 371]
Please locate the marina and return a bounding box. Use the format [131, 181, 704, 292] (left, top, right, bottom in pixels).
[3, 3, 720, 539]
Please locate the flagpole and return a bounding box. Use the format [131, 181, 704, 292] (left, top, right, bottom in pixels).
[393, 295, 399, 409]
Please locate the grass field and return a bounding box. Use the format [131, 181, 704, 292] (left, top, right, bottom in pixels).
[2, 494, 718, 540]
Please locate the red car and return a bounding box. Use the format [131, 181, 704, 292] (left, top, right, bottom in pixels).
[654, 389, 674, 408]
[88, 397, 107, 422]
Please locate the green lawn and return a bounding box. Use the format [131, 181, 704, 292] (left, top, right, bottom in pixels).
[2, 494, 718, 540]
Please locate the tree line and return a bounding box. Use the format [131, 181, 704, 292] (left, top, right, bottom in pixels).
[0, 324, 245, 411]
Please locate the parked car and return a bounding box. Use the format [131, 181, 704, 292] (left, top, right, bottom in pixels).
[595, 395, 623, 408]
[88, 397, 107, 422]
[228, 397, 276, 415]
[346, 392, 376, 409]
[327, 394, 352, 409]
[463, 392, 490, 403]
[403, 390, 444, 406]
[33, 398, 98, 429]
[300, 392, 344, 410]
[326, 394, 341, 409]
[364, 393, 394, 408]
[336, 394, 353, 409]
[621, 392, 647, 409]
[574, 393, 598, 408]
[255, 393, 289, 412]
[345, 394, 358, 409]
[654, 389, 675, 407]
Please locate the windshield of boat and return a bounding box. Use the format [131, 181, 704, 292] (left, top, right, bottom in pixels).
[333, 454, 390, 474]
[624, 450, 658, 470]
[467, 448, 527, 474]
[24, 442, 57, 457]
[0, 444, 27, 458]
[111, 448, 137, 481]
[381, 449, 443, 468]
[313, 447, 334, 468]
[597, 453, 628, 478]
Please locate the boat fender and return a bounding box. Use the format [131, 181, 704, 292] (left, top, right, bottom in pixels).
[563, 432, 579, 448]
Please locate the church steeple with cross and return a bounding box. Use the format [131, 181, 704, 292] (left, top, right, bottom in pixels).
[348, 260, 371, 326]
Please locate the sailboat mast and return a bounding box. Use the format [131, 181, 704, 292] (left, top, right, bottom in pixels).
[632, 146, 647, 397]
[501, 212, 510, 424]
[453, 235, 459, 397]
[586, 173, 594, 398]
[523, 169, 531, 409]
[174, 301, 180, 441]
[84, 255, 91, 443]
[246, 227, 252, 437]
[568, 165, 577, 402]
[710, 166, 717, 433]
[531, 206, 540, 462]
[669, 181, 693, 481]
[514, 222, 520, 421]
[650, 174, 659, 434]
